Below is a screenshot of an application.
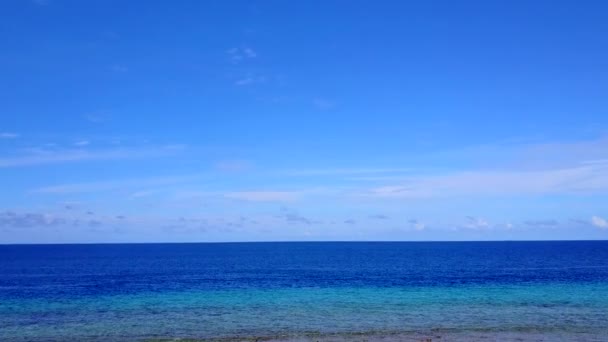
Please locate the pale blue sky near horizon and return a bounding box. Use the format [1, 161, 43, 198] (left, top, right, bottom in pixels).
[1, 0, 608, 243]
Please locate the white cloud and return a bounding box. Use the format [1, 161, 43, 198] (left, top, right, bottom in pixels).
[463, 216, 490, 230]
[74, 140, 90, 146]
[591, 216, 608, 229]
[0, 132, 19, 139]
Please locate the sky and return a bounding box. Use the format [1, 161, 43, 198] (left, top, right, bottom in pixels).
[1, 0, 608, 243]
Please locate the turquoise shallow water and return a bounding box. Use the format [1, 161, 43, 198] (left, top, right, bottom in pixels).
[2, 242, 608, 341]
[2, 284, 608, 341]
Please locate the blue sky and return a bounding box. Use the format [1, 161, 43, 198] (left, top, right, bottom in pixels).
[1, 0, 608, 243]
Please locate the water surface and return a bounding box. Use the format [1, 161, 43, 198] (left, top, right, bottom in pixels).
[1, 241, 608, 341]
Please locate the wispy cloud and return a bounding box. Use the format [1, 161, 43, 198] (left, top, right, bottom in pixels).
[273, 207, 318, 225]
[109, 64, 128, 72]
[513, 137, 608, 169]
[362, 162, 608, 198]
[214, 160, 252, 172]
[0, 132, 19, 139]
[280, 213, 313, 225]
[591, 216, 608, 229]
[234, 74, 265, 86]
[463, 216, 490, 230]
[34, 174, 199, 194]
[84, 112, 106, 123]
[0, 210, 106, 230]
[0, 211, 67, 228]
[129, 189, 162, 199]
[227, 46, 264, 86]
[283, 167, 413, 176]
[0, 145, 185, 168]
[74, 140, 90, 146]
[242, 48, 256, 58]
[224, 191, 299, 202]
[227, 47, 257, 63]
[312, 98, 336, 110]
[524, 219, 559, 228]
[408, 219, 426, 231]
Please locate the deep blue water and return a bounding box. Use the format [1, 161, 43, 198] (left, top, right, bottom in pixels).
[2, 241, 608, 341]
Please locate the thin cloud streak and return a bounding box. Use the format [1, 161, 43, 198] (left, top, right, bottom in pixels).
[234, 74, 265, 86]
[283, 168, 413, 176]
[0, 132, 19, 139]
[362, 162, 608, 199]
[33, 174, 203, 194]
[224, 191, 299, 202]
[0, 146, 185, 168]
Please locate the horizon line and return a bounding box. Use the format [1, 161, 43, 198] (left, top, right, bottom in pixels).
[2, 239, 607, 246]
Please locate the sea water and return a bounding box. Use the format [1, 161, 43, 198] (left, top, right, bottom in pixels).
[1, 241, 608, 341]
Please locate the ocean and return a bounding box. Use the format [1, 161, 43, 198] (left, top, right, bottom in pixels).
[1, 241, 608, 341]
